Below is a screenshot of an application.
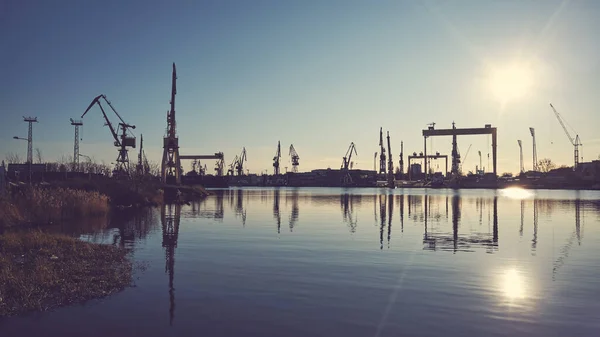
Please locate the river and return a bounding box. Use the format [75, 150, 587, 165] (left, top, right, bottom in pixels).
[1, 187, 599, 337]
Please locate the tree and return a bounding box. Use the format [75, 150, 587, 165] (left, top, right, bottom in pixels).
[5, 152, 22, 164]
[538, 158, 557, 173]
[35, 148, 43, 164]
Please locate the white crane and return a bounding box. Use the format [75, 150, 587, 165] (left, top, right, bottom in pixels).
[530, 127, 538, 172]
[517, 140, 524, 173]
[550, 103, 582, 169]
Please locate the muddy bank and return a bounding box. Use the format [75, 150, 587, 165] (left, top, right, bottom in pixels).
[0, 231, 132, 317]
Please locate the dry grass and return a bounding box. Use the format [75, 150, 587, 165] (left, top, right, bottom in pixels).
[0, 231, 132, 316]
[0, 197, 24, 227]
[12, 187, 109, 225]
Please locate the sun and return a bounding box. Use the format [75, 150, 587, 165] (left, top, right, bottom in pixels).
[488, 63, 535, 105]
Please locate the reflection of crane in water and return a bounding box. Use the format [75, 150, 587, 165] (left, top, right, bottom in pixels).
[341, 193, 358, 233]
[423, 194, 498, 253]
[273, 189, 281, 233]
[532, 199, 538, 254]
[289, 189, 299, 232]
[387, 194, 393, 248]
[161, 204, 181, 326]
[235, 189, 246, 226]
[553, 199, 584, 281]
[379, 194, 387, 250]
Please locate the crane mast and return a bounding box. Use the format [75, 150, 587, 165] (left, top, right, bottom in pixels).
[379, 127, 386, 175]
[399, 141, 404, 179]
[550, 103, 582, 169]
[236, 148, 247, 176]
[273, 141, 281, 175]
[387, 131, 394, 188]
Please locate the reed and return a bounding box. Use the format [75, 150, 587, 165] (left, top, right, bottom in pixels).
[12, 187, 109, 225]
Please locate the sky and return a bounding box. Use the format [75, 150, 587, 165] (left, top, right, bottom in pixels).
[1, 0, 599, 175]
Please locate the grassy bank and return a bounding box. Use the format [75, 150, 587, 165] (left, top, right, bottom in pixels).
[0, 186, 109, 228]
[0, 231, 132, 316]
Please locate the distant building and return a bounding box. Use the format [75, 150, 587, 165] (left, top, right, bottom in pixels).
[577, 160, 600, 183]
[7, 163, 47, 181]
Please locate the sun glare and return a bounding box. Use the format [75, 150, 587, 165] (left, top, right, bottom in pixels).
[501, 269, 526, 300]
[500, 187, 533, 199]
[489, 63, 534, 105]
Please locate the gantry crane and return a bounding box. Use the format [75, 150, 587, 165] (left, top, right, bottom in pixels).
[530, 127, 538, 171]
[236, 148, 247, 176]
[550, 103, 582, 169]
[378, 127, 386, 175]
[341, 142, 357, 186]
[289, 144, 299, 173]
[273, 141, 281, 175]
[517, 140, 524, 173]
[81, 94, 136, 179]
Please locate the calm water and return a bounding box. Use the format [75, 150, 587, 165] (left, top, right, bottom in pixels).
[2, 187, 600, 337]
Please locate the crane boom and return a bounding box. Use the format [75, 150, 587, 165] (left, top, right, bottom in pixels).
[549, 103, 582, 169]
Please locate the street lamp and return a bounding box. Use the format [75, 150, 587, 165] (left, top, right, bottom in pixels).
[13, 136, 30, 183]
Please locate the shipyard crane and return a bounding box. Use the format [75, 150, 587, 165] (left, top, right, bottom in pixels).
[289, 144, 299, 173]
[478, 150, 482, 174]
[530, 127, 538, 171]
[215, 158, 224, 176]
[517, 140, 524, 173]
[399, 141, 404, 178]
[273, 141, 281, 175]
[227, 155, 238, 176]
[341, 142, 357, 186]
[341, 142, 357, 170]
[162, 63, 181, 184]
[81, 94, 136, 179]
[379, 127, 387, 175]
[550, 103, 582, 169]
[387, 131, 394, 188]
[236, 148, 247, 176]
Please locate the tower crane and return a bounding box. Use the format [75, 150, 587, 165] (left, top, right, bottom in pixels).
[273, 141, 281, 175]
[517, 140, 524, 173]
[81, 94, 136, 179]
[236, 148, 247, 176]
[378, 127, 386, 175]
[530, 127, 538, 171]
[289, 144, 299, 173]
[550, 103, 582, 169]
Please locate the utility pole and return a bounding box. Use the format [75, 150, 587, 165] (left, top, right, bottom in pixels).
[23, 117, 38, 184]
[70, 118, 83, 172]
[23, 117, 38, 164]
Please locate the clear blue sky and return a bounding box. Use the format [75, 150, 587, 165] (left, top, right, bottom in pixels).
[1, 0, 599, 174]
